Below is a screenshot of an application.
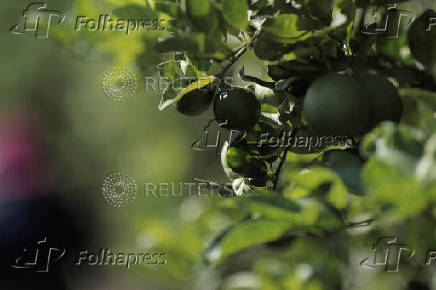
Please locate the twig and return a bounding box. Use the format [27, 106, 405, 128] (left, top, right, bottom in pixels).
[273, 127, 300, 191]
[346, 218, 374, 227]
[216, 46, 248, 79]
[215, 29, 265, 79]
[273, 148, 289, 191]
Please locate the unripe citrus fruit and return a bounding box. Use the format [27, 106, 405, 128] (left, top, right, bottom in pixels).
[176, 88, 214, 116]
[288, 129, 329, 155]
[303, 74, 371, 136]
[225, 142, 267, 179]
[360, 74, 403, 128]
[214, 87, 261, 130]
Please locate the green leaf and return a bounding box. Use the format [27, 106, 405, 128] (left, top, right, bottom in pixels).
[186, 0, 211, 18]
[360, 122, 426, 170]
[236, 191, 321, 224]
[399, 88, 436, 110]
[363, 157, 427, 221]
[299, 0, 334, 25]
[222, 0, 248, 29]
[236, 191, 301, 218]
[186, 0, 216, 32]
[159, 77, 194, 110]
[113, 4, 157, 19]
[155, 1, 181, 18]
[159, 76, 215, 110]
[326, 151, 365, 195]
[204, 25, 233, 59]
[416, 134, 436, 182]
[203, 218, 292, 263]
[408, 10, 436, 70]
[157, 60, 201, 79]
[250, 0, 269, 10]
[264, 14, 312, 43]
[289, 167, 348, 209]
[157, 60, 184, 79]
[155, 33, 205, 54]
[399, 88, 436, 132]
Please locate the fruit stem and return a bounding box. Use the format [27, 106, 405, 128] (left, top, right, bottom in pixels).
[273, 127, 300, 191]
[273, 147, 289, 191]
[215, 29, 264, 79]
[216, 46, 248, 79]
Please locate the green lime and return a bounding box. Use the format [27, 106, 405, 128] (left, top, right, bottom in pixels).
[214, 87, 261, 130]
[176, 88, 214, 116]
[360, 74, 403, 128]
[303, 73, 371, 136]
[225, 142, 267, 179]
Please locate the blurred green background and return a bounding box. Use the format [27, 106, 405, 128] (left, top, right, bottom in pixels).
[2, 0, 232, 289]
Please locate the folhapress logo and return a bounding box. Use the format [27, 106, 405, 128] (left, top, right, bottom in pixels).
[10, 3, 65, 39]
[11, 237, 66, 272]
[361, 3, 415, 38]
[360, 236, 415, 272]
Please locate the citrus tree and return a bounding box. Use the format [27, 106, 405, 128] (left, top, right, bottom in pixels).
[144, 0, 436, 286]
[117, 0, 435, 288]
